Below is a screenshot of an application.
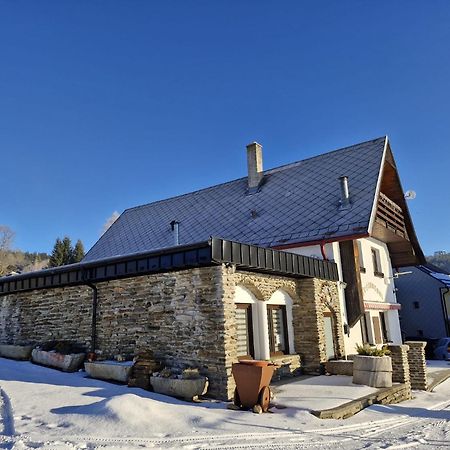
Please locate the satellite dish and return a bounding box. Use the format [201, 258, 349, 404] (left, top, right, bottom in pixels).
[404, 190, 416, 200]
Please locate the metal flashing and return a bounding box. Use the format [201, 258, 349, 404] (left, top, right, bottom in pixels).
[0, 238, 339, 296]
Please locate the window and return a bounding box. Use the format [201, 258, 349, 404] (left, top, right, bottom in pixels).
[235, 304, 254, 359]
[357, 241, 366, 273]
[413, 301, 420, 309]
[371, 248, 384, 277]
[380, 312, 389, 343]
[267, 305, 289, 356]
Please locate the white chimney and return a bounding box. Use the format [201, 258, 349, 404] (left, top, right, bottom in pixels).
[247, 142, 263, 192]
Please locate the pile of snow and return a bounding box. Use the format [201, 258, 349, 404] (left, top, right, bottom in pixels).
[0, 358, 449, 449]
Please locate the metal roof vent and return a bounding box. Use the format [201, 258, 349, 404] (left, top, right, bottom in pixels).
[338, 176, 351, 210]
[247, 142, 263, 194]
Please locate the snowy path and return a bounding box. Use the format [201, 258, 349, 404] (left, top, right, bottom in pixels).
[0, 358, 449, 449]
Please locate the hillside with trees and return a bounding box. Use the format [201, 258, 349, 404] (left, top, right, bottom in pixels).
[0, 225, 85, 275]
[426, 251, 450, 273]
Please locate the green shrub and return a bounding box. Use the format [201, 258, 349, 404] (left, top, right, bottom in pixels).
[356, 343, 391, 357]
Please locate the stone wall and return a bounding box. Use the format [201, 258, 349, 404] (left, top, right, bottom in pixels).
[0, 267, 230, 399]
[405, 341, 428, 390]
[388, 344, 410, 385]
[0, 286, 93, 348]
[0, 265, 342, 400]
[221, 269, 343, 397]
[297, 278, 344, 373]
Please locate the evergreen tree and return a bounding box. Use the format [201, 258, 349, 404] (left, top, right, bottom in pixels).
[49, 236, 86, 267]
[49, 238, 64, 267]
[61, 236, 73, 265]
[71, 239, 85, 263]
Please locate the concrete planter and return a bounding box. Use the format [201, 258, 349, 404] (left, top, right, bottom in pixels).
[150, 376, 209, 401]
[0, 344, 33, 360]
[353, 355, 392, 388]
[31, 349, 85, 372]
[85, 361, 134, 383]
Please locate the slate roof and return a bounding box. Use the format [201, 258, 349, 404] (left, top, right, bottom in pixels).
[419, 265, 450, 288]
[83, 137, 387, 262]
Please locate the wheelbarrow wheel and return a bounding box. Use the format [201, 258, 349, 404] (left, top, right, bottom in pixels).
[233, 388, 242, 407]
[258, 386, 271, 412]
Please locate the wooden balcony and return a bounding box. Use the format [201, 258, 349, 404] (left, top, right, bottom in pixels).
[373, 192, 419, 267]
[375, 192, 409, 241]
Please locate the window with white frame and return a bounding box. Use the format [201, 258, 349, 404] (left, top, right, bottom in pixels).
[235, 303, 255, 359]
[371, 248, 384, 277]
[233, 286, 294, 360]
[267, 304, 289, 355]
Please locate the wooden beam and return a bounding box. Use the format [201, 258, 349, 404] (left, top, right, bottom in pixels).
[339, 240, 364, 327]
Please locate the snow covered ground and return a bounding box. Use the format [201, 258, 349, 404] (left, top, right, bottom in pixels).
[0, 358, 449, 449]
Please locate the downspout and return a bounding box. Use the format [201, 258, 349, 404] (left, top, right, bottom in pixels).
[441, 287, 450, 336]
[320, 241, 328, 261]
[86, 282, 98, 354]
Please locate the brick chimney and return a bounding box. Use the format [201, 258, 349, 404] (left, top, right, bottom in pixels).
[247, 142, 263, 193]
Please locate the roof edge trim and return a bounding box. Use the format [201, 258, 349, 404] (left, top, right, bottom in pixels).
[368, 135, 389, 235]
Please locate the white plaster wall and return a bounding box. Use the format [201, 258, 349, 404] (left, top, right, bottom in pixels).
[357, 237, 397, 304]
[286, 237, 402, 354]
[288, 243, 334, 261]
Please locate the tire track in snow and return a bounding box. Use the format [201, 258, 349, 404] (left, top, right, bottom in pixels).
[7, 398, 450, 449]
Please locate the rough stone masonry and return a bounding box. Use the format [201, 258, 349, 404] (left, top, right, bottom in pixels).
[0, 265, 342, 400]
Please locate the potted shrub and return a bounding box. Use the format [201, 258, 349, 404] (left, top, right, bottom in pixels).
[31, 341, 85, 372]
[352, 344, 392, 388]
[150, 368, 208, 401]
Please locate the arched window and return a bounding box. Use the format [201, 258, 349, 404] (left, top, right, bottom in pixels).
[234, 286, 295, 360]
[234, 285, 258, 360]
[266, 290, 295, 356]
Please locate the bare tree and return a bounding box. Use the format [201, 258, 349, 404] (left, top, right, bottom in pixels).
[0, 225, 15, 251]
[101, 211, 120, 235]
[0, 225, 15, 275]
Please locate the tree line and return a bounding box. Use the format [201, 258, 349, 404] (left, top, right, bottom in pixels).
[49, 237, 85, 267]
[0, 225, 86, 275]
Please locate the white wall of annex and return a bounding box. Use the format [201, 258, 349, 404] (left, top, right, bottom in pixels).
[357, 237, 397, 304]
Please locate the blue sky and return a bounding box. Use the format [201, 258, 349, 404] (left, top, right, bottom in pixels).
[1, 1, 449, 256]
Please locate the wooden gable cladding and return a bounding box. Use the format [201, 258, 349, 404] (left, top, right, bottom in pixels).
[375, 193, 408, 241]
[339, 240, 365, 327]
[371, 143, 425, 268]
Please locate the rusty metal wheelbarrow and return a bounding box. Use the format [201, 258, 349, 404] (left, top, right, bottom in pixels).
[231, 360, 275, 412]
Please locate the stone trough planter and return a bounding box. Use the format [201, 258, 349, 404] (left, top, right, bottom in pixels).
[31, 349, 85, 372]
[150, 376, 209, 401]
[353, 355, 392, 388]
[0, 344, 33, 360]
[85, 361, 134, 383]
[325, 360, 353, 376]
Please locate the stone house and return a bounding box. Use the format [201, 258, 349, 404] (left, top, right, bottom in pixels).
[0, 136, 425, 399]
